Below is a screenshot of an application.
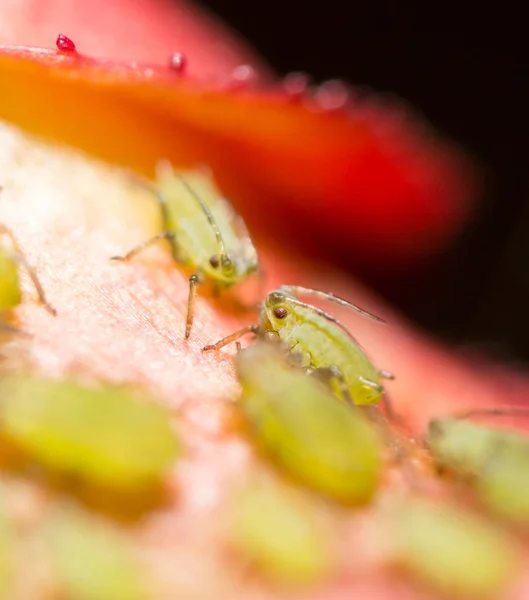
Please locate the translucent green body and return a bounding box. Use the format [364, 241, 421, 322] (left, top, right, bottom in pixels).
[48, 506, 148, 600]
[429, 418, 529, 522]
[427, 418, 517, 476]
[236, 344, 382, 505]
[393, 497, 521, 597]
[262, 291, 382, 405]
[156, 163, 258, 287]
[0, 248, 21, 311]
[0, 376, 180, 488]
[0, 495, 12, 595]
[232, 481, 333, 585]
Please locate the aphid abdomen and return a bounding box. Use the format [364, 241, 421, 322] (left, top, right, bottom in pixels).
[285, 316, 382, 406]
[427, 418, 502, 476]
[340, 347, 382, 406]
[249, 397, 380, 504]
[237, 345, 382, 505]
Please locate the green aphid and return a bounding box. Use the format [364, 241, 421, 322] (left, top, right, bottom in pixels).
[427, 417, 529, 477]
[48, 505, 149, 600]
[0, 223, 56, 315]
[112, 162, 260, 339]
[0, 248, 21, 311]
[205, 285, 394, 407]
[0, 376, 180, 488]
[392, 497, 521, 597]
[231, 479, 334, 586]
[428, 415, 529, 522]
[234, 343, 382, 505]
[0, 496, 12, 596]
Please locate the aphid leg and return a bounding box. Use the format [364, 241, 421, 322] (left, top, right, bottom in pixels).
[185, 274, 202, 339]
[278, 285, 385, 323]
[359, 377, 384, 394]
[310, 365, 353, 405]
[203, 324, 260, 352]
[126, 174, 183, 263]
[378, 369, 396, 380]
[0, 224, 56, 316]
[0, 322, 28, 336]
[453, 407, 529, 420]
[359, 376, 400, 422]
[235, 342, 242, 354]
[287, 352, 306, 368]
[111, 231, 176, 262]
[361, 405, 423, 489]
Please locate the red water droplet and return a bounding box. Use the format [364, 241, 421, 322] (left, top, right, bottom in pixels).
[313, 80, 350, 111]
[56, 33, 76, 53]
[169, 52, 187, 74]
[230, 64, 256, 87]
[283, 72, 310, 98]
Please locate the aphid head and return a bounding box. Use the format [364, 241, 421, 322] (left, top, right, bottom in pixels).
[263, 291, 294, 331]
[207, 252, 238, 284]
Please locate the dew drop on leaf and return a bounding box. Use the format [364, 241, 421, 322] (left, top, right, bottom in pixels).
[56, 34, 77, 53]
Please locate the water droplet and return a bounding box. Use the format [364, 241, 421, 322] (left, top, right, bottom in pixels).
[230, 64, 256, 86]
[313, 80, 350, 111]
[56, 33, 76, 53]
[283, 72, 310, 98]
[169, 52, 187, 74]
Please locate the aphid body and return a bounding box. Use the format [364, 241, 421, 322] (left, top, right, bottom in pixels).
[48, 505, 148, 600]
[231, 479, 333, 585]
[206, 285, 392, 406]
[235, 342, 382, 505]
[428, 416, 529, 522]
[0, 375, 180, 489]
[113, 161, 259, 338]
[392, 497, 521, 597]
[427, 417, 529, 478]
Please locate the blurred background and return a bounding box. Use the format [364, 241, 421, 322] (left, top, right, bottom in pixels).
[196, 0, 529, 363]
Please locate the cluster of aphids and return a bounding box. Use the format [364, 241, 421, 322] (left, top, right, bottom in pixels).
[1, 163, 529, 596]
[110, 161, 529, 593]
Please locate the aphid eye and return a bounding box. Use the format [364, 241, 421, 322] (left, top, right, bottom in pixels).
[273, 307, 288, 319]
[209, 255, 220, 268]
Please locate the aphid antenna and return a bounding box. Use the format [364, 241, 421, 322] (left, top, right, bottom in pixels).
[0, 322, 30, 337]
[453, 407, 529, 421]
[0, 224, 56, 316]
[278, 285, 385, 323]
[176, 174, 231, 263]
[281, 295, 368, 352]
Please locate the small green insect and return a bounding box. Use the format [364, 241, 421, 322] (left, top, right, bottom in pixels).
[47, 504, 149, 600]
[391, 496, 521, 597]
[0, 494, 12, 596]
[231, 478, 334, 585]
[234, 342, 382, 505]
[112, 161, 260, 338]
[0, 223, 56, 316]
[0, 375, 180, 489]
[428, 410, 529, 522]
[205, 285, 394, 408]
